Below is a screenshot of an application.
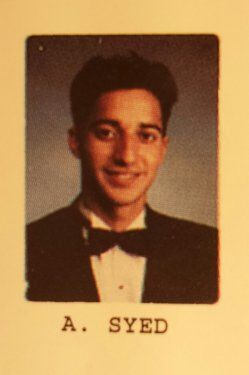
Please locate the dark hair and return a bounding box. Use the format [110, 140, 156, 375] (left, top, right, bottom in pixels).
[70, 52, 178, 135]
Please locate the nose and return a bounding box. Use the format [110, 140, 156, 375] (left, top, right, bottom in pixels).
[113, 134, 138, 165]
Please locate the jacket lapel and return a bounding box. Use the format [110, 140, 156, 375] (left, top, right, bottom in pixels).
[64, 206, 100, 302]
[142, 207, 179, 303]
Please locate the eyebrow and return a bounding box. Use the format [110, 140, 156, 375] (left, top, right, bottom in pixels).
[90, 119, 119, 128]
[90, 119, 163, 134]
[140, 123, 163, 134]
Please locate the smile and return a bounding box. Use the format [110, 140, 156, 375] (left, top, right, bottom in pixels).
[104, 169, 143, 186]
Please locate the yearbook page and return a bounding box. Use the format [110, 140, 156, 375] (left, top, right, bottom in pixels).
[1, 1, 248, 374]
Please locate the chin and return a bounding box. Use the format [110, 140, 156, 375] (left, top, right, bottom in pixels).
[101, 188, 147, 208]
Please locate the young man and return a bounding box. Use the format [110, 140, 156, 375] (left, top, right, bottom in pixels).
[26, 53, 218, 303]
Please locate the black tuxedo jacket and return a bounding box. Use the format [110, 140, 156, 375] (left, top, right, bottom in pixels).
[26, 205, 218, 303]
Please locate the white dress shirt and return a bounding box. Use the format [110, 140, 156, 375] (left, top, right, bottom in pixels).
[80, 206, 147, 303]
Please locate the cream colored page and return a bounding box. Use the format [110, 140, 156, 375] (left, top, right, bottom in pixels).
[1, 0, 249, 374]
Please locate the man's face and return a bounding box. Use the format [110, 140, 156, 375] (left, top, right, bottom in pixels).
[70, 88, 168, 208]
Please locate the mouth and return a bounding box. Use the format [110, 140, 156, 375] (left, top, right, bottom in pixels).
[104, 169, 143, 186]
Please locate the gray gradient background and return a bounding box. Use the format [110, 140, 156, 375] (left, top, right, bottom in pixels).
[26, 35, 218, 227]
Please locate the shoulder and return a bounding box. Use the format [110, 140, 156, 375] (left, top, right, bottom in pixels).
[145, 207, 219, 303]
[27, 206, 73, 231]
[26, 207, 72, 262]
[27, 205, 82, 240]
[146, 207, 218, 264]
[26, 205, 85, 262]
[146, 206, 218, 280]
[146, 206, 218, 239]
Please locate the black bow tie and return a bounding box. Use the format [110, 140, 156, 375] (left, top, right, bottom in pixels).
[85, 228, 149, 257]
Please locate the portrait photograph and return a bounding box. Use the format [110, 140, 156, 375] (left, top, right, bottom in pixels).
[26, 35, 219, 303]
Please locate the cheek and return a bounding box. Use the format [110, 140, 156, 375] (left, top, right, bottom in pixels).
[146, 150, 164, 172]
[83, 139, 112, 166]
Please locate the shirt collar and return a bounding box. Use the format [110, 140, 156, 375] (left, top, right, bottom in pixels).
[78, 200, 146, 230]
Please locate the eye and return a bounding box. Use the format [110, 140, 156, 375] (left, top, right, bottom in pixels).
[139, 131, 159, 143]
[94, 126, 116, 140]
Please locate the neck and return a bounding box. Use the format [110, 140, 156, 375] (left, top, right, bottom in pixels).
[81, 194, 146, 232]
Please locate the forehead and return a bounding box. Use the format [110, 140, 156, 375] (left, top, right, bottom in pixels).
[89, 89, 163, 126]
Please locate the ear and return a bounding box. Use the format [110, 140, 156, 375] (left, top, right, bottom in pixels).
[68, 127, 81, 159]
[159, 136, 169, 164]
